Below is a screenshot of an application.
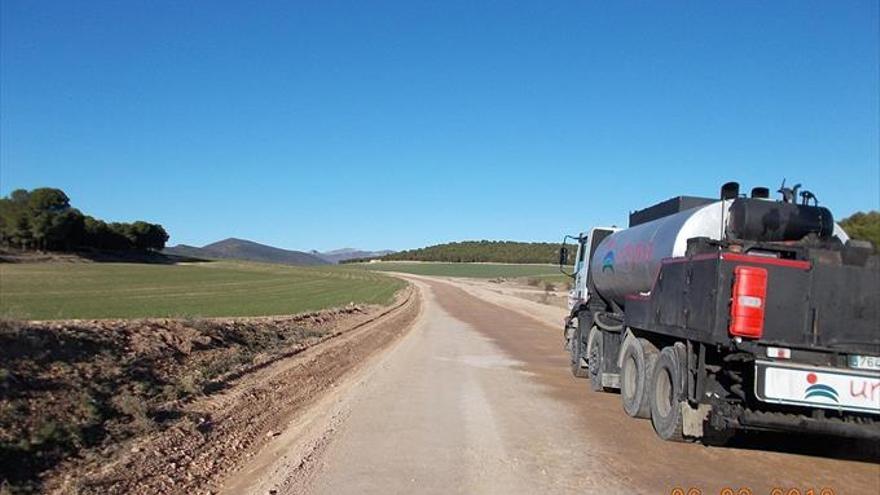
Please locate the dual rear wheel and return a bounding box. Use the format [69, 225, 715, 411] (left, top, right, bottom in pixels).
[620, 337, 688, 442]
[582, 329, 727, 444]
[649, 345, 687, 441]
[620, 336, 658, 419]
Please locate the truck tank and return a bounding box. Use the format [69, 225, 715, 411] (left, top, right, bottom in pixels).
[590, 199, 850, 308]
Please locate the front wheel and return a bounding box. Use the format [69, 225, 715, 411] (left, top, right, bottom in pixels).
[569, 318, 588, 378]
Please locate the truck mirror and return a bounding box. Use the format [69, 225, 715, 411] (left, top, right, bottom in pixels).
[559, 246, 568, 266]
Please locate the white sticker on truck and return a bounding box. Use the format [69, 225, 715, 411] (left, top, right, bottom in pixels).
[757, 361, 880, 415]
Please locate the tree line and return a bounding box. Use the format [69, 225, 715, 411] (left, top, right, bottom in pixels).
[840, 211, 880, 249]
[0, 187, 169, 252]
[343, 211, 879, 265]
[344, 240, 567, 264]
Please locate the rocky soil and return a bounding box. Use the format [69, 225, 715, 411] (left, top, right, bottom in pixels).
[0, 287, 418, 494]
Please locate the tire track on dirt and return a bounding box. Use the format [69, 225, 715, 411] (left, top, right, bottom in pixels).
[45, 286, 421, 495]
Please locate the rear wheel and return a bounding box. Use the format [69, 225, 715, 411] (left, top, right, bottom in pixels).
[650, 346, 686, 441]
[587, 327, 604, 392]
[621, 337, 658, 419]
[569, 318, 588, 378]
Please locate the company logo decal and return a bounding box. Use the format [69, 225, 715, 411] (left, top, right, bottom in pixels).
[804, 373, 839, 403]
[602, 251, 614, 273]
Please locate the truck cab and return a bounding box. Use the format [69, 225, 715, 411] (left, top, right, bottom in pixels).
[563, 227, 617, 380]
[567, 227, 618, 312]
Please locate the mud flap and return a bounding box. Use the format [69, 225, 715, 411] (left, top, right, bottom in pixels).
[563, 324, 573, 352]
[681, 402, 711, 439]
[602, 372, 620, 389]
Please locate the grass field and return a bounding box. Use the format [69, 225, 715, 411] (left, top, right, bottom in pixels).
[0, 261, 404, 320]
[359, 261, 569, 280]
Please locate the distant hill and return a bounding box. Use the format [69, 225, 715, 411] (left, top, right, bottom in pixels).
[344, 240, 564, 264]
[314, 248, 395, 264]
[164, 238, 328, 266]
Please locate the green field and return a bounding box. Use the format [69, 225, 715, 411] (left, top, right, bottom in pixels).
[359, 261, 569, 280]
[0, 261, 404, 320]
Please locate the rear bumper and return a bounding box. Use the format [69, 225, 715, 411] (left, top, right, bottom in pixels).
[754, 360, 880, 415]
[737, 409, 880, 441]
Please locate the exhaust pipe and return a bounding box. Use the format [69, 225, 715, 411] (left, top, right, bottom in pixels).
[721, 182, 740, 201]
[751, 187, 770, 199]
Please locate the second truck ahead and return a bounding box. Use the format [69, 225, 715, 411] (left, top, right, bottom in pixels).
[560, 182, 879, 442]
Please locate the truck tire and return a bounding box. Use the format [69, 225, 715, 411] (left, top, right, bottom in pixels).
[621, 337, 658, 419]
[587, 327, 604, 392]
[570, 317, 589, 378]
[650, 346, 686, 441]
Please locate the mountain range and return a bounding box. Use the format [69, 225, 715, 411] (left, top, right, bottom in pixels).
[312, 247, 395, 264]
[163, 238, 392, 265]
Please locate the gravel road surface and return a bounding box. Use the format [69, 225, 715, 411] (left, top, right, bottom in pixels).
[233, 277, 879, 495]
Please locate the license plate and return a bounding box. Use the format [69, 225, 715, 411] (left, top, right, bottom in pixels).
[755, 361, 880, 415]
[849, 354, 880, 371]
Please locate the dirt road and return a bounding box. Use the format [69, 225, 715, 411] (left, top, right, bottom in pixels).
[228, 277, 879, 495]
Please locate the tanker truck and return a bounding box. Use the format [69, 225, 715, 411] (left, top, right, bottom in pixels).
[559, 182, 879, 443]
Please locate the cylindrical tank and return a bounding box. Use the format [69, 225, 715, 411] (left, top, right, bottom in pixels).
[727, 198, 835, 242]
[590, 201, 728, 308]
[591, 199, 851, 308]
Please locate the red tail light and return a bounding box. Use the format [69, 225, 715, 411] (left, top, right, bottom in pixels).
[730, 266, 768, 339]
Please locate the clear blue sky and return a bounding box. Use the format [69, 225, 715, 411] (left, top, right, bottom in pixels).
[2, 1, 878, 251]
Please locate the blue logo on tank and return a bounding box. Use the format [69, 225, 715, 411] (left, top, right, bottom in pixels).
[602, 251, 614, 273]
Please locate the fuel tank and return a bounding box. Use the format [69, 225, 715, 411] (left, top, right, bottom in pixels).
[590, 198, 850, 307]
